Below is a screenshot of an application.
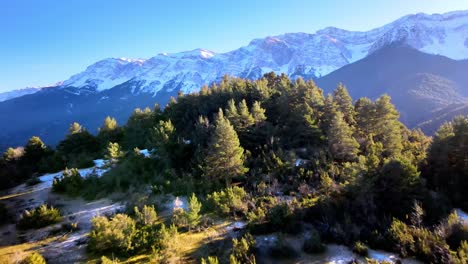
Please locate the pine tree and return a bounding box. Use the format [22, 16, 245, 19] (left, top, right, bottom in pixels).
[237, 99, 255, 129]
[134, 205, 158, 226]
[20, 136, 50, 176]
[105, 142, 124, 164]
[322, 94, 338, 131]
[355, 97, 375, 137]
[333, 83, 356, 126]
[374, 95, 403, 158]
[99, 116, 118, 132]
[68, 122, 83, 135]
[328, 111, 360, 162]
[185, 193, 202, 230]
[251, 101, 266, 124]
[23, 136, 47, 161]
[225, 99, 239, 123]
[98, 116, 123, 147]
[205, 109, 248, 185]
[152, 119, 182, 168]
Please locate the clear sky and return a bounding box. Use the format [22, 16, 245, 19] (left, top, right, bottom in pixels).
[1, 0, 467, 92]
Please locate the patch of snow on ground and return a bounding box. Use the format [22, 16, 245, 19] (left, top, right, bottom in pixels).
[29, 163, 111, 190]
[226, 221, 247, 232]
[93, 159, 106, 168]
[139, 149, 151, 157]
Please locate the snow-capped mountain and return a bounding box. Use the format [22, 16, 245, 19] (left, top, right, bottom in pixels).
[1, 10, 468, 150]
[60, 10, 468, 96]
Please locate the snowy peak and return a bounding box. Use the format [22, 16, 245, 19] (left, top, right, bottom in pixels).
[159, 48, 216, 59]
[60, 10, 468, 94]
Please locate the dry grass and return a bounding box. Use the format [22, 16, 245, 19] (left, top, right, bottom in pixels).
[0, 237, 55, 264]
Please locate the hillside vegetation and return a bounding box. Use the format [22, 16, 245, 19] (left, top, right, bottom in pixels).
[0, 74, 467, 263]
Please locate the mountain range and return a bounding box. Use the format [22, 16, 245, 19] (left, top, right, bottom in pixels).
[1, 10, 468, 150]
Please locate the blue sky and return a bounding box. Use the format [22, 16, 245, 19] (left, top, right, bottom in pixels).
[1, 0, 467, 92]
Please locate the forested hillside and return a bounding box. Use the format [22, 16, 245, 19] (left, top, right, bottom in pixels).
[0, 74, 467, 263]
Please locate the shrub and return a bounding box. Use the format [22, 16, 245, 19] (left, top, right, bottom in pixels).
[134, 205, 158, 226]
[440, 211, 468, 250]
[100, 256, 119, 264]
[453, 240, 468, 264]
[52, 168, 83, 196]
[185, 193, 202, 230]
[268, 202, 292, 227]
[388, 218, 453, 263]
[230, 233, 256, 264]
[88, 214, 137, 254]
[201, 256, 219, 264]
[21, 252, 46, 264]
[157, 223, 180, 262]
[352, 241, 368, 256]
[303, 229, 326, 254]
[207, 186, 248, 217]
[17, 205, 62, 230]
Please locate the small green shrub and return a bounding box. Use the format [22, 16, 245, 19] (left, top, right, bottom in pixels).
[303, 229, 326, 254]
[17, 205, 62, 230]
[207, 186, 248, 217]
[21, 252, 46, 264]
[453, 240, 468, 264]
[268, 202, 292, 228]
[134, 205, 158, 226]
[52, 168, 83, 196]
[388, 218, 453, 263]
[230, 233, 256, 264]
[352, 241, 368, 256]
[441, 211, 468, 251]
[88, 214, 137, 254]
[100, 255, 119, 264]
[201, 256, 219, 264]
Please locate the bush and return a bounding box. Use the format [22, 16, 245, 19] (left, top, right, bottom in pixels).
[453, 240, 468, 264]
[230, 233, 256, 264]
[21, 252, 46, 264]
[134, 205, 158, 226]
[207, 186, 248, 217]
[440, 211, 468, 250]
[388, 218, 453, 263]
[352, 241, 368, 256]
[52, 168, 84, 196]
[17, 205, 62, 230]
[88, 214, 137, 254]
[100, 256, 119, 264]
[268, 202, 292, 228]
[303, 229, 326, 254]
[201, 256, 219, 264]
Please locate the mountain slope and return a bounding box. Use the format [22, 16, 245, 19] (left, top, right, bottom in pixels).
[58, 10, 468, 96]
[1, 10, 468, 149]
[316, 46, 468, 126]
[0, 88, 41, 102]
